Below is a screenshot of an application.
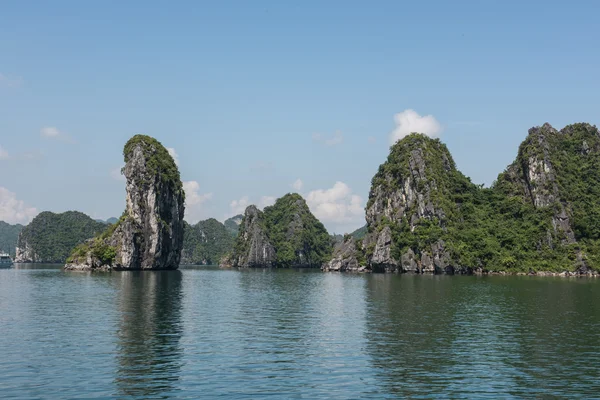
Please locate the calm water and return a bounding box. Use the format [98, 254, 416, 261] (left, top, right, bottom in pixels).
[1, 265, 600, 399]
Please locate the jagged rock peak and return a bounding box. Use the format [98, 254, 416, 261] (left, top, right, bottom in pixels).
[363, 133, 462, 271]
[322, 235, 365, 272]
[359, 122, 600, 275]
[231, 205, 276, 267]
[229, 193, 332, 268]
[65, 135, 185, 271]
[528, 122, 558, 137]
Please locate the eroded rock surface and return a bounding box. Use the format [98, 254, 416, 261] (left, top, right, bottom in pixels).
[65, 135, 185, 271]
[230, 205, 276, 267]
[322, 236, 363, 272]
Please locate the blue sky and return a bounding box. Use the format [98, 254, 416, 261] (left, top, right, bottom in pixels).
[1, 0, 599, 233]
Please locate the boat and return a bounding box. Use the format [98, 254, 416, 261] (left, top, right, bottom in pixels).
[0, 253, 13, 267]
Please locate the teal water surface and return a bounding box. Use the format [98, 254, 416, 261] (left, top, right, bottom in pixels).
[1, 265, 599, 398]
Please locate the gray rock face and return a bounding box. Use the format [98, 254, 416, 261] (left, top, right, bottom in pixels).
[231, 206, 276, 267]
[369, 226, 399, 272]
[65, 135, 185, 271]
[363, 135, 454, 273]
[14, 240, 37, 263]
[400, 249, 418, 272]
[504, 123, 576, 245]
[322, 237, 362, 272]
[365, 147, 447, 232]
[419, 240, 450, 273]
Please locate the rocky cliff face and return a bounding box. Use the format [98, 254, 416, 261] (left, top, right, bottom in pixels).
[65, 135, 185, 271]
[362, 123, 600, 274]
[14, 239, 37, 263]
[363, 134, 462, 273]
[230, 193, 331, 268]
[494, 122, 600, 270]
[322, 236, 365, 272]
[497, 123, 579, 245]
[230, 206, 276, 267]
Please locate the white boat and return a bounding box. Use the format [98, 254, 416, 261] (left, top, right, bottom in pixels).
[0, 253, 13, 267]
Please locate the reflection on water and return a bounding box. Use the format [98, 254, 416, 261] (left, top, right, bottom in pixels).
[364, 274, 600, 398]
[115, 271, 183, 398]
[364, 274, 460, 397]
[1, 266, 600, 398]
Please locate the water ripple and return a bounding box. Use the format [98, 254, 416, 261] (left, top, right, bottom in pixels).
[1, 266, 599, 398]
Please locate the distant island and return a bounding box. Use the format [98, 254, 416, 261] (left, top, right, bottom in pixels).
[3, 122, 600, 275]
[224, 193, 332, 268]
[14, 211, 106, 263]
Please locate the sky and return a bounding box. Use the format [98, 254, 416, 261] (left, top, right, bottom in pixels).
[1, 0, 599, 234]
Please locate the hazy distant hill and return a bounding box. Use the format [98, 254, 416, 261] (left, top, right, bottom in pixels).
[224, 214, 243, 235]
[0, 221, 24, 257]
[95, 217, 119, 224]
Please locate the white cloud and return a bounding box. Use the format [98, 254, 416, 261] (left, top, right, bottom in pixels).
[0, 145, 9, 160]
[259, 196, 276, 209]
[110, 166, 125, 182]
[0, 187, 38, 224]
[390, 109, 442, 144]
[167, 147, 179, 167]
[229, 196, 250, 216]
[183, 181, 213, 224]
[305, 181, 364, 233]
[291, 179, 303, 191]
[229, 195, 275, 217]
[313, 130, 343, 147]
[368, 136, 377, 144]
[40, 127, 61, 138]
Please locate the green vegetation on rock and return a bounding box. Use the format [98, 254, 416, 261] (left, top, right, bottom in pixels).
[263, 193, 332, 267]
[364, 123, 600, 273]
[123, 134, 184, 196]
[17, 211, 106, 263]
[350, 225, 367, 240]
[231, 193, 332, 268]
[66, 134, 186, 271]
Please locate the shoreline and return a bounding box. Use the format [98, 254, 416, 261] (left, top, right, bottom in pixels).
[10, 262, 600, 277]
[322, 266, 600, 277]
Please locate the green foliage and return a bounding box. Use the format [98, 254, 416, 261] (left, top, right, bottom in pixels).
[91, 241, 116, 265]
[19, 211, 107, 263]
[123, 134, 184, 197]
[368, 125, 600, 272]
[231, 194, 333, 267]
[67, 239, 117, 266]
[66, 213, 129, 265]
[261, 193, 332, 267]
[0, 221, 23, 257]
[350, 225, 367, 240]
[182, 219, 235, 265]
